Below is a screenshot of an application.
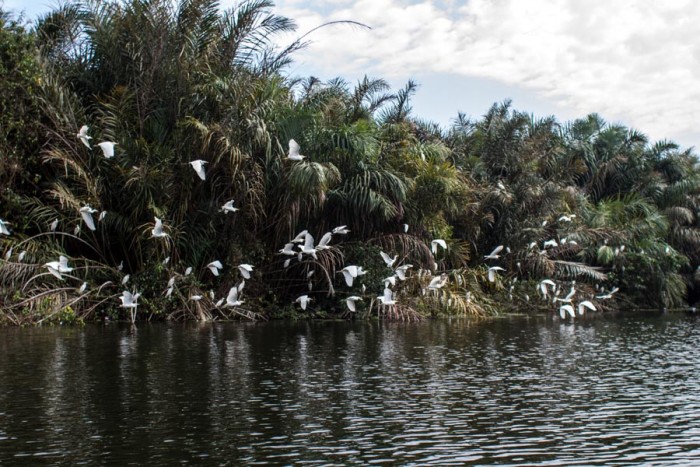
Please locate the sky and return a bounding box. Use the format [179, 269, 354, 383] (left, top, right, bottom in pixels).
[4, 0, 699, 149]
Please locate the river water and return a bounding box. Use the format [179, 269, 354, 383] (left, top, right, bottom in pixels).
[1, 314, 699, 465]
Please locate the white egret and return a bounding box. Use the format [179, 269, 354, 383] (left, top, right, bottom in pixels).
[543, 239, 558, 248]
[97, 141, 116, 158]
[74, 225, 81, 235]
[291, 230, 308, 243]
[98, 211, 107, 221]
[184, 266, 193, 276]
[279, 243, 296, 256]
[162, 256, 170, 265]
[332, 225, 349, 235]
[167, 276, 175, 288]
[225, 286, 244, 307]
[283, 258, 292, 268]
[377, 288, 396, 306]
[403, 224, 409, 233]
[428, 274, 448, 290]
[45, 255, 73, 280]
[151, 217, 168, 238]
[345, 296, 362, 312]
[122, 274, 130, 285]
[207, 260, 223, 276]
[79, 205, 98, 231]
[558, 214, 576, 222]
[221, 200, 239, 213]
[238, 264, 254, 279]
[484, 245, 504, 260]
[118, 261, 124, 271]
[190, 160, 207, 180]
[0, 219, 10, 235]
[50, 219, 58, 232]
[559, 304, 575, 319]
[298, 234, 318, 259]
[165, 286, 174, 297]
[295, 294, 312, 310]
[487, 266, 505, 283]
[316, 232, 332, 250]
[380, 251, 397, 268]
[431, 239, 447, 254]
[555, 287, 576, 303]
[3, 247, 11, 261]
[578, 300, 596, 315]
[394, 264, 413, 281]
[78, 282, 87, 293]
[538, 279, 556, 298]
[596, 287, 619, 300]
[77, 125, 92, 148]
[17, 250, 26, 262]
[190, 295, 203, 301]
[120, 291, 140, 322]
[287, 139, 305, 161]
[384, 275, 397, 287]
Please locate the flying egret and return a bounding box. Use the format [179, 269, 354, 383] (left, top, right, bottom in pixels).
[190, 160, 207, 180]
[238, 264, 254, 279]
[578, 300, 596, 315]
[225, 285, 244, 307]
[394, 264, 413, 281]
[221, 200, 239, 213]
[295, 294, 312, 310]
[384, 275, 397, 287]
[77, 125, 92, 148]
[487, 266, 505, 283]
[0, 219, 10, 235]
[377, 288, 397, 307]
[79, 205, 98, 231]
[346, 296, 362, 312]
[291, 230, 308, 243]
[380, 251, 397, 268]
[44, 255, 73, 280]
[207, 260, 223, 276]
[559, 304, 575, 319]
[555, 287, 576, 303]
[428, 274, 448, 290]
[484, 245, 504, 260]
[298, 234, 318, 259]
[538, 279, 556, 298]
[596, 287, 619, 299]
[316, 232, 332, 250]
[151, 217, 168, 238]
[120, 291, 140, 321]
[431, 239, 447, 254]
[279, 243, 296, 256]
[287, 139, 305, 161]
[332, 225, 349, 235]
[97, 141, 116, 158]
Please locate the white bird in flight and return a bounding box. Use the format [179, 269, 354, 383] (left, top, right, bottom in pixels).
[559, 304, 575, 319]
[207, 260, 223, 276]
[431, 239, 447, 254]
[484, 245, 504, 260]
[295, 294, 312, 310]
[190, 160, 207, 180]
[151, 217, 168, 238]
[79, 205, 98, 231]
[487, 266, 505, 283]
[97, 141, 116, 158]
[225, 285, 244, 307]
[287, 139, 305, 161]
[380, 251, 397, 268]
[279, 243, 296, 256]
[578, 300, 596, 315]
[120, 290, 140, 309]
[394, 264, 413, 281]
[377, 288, 396, 306]
[77, 125, 92, 148]
[316, 232, 332, 250]
[238, 264, 254, 279]
[0, 219, 10, 236]
[45, 255, 73, 280]
[345, 296, 362, 312]
[291, 230, 308, 244]
[220, 200, 239, 213]
[332, 225, 350, 235]
[298, 234, 318, 259]
[340, 265, 362, 287]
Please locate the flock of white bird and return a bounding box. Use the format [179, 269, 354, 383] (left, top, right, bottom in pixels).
[0, 128, 623, 321]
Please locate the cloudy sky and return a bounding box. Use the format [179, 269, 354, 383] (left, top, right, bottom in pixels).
[5, 0, 699, 148]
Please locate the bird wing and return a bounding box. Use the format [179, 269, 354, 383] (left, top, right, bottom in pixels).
[318, 232, 332, 248]
[488, 245, 504, 257]
[303, 233, 315, 250]
[80, 209, 96, 231]
[383, 288, 393, 303]
[342, 270, 354, 287]
[346, 299, 356, 312]
[380, 251, 393, 267]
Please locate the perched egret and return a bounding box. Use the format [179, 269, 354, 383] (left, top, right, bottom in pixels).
[238, 264, 254, 279]
[17, 251, 26, 262]
[555, 287, 576, 303]
[403, 224, 409, 233]
[295, 294, 312, 310]
[558, 214, 576, 222]
[380, 251, 397, 268]
[50, 219, 58, 232]
[122, 275, 130, 285]
[221, 200, 239, 213]
[287, 139, 305, 161]
[428, 274, 448, 290]
[0, 219, 10, 235]
[97, 141, 116, 158]
[184, 266, 193, 276]
[98, 211, 107, 221]
[345, 296, 362, 312]
[79, 205, 98, 231]
[78, 282, 87, 293]
[77, 125, 92, 148]
[190, 160, 207, 180]
[332, 225, 350, 235]
[207, 260, 223, 276]
[3, 247, 11, 261]
[484, 245, 504, 260]
[543, 239, 558, 248]
[283, 258, 292, 268]
[431, 239, 447, 254]
[190, 295, 203, 301]
[487, 266, 505, 283]
[162, 256, 170, 265]
[151, 217, 168, 238]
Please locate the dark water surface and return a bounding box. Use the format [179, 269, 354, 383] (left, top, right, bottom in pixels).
[1, 314, 700, 465]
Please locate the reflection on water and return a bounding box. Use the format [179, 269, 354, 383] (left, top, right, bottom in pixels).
[1, 315, 700, 464]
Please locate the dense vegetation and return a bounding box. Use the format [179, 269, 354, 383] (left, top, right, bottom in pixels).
[0, 0, 698, 324]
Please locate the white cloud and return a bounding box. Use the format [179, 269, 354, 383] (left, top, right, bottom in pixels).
[274, 0, 700, 144]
